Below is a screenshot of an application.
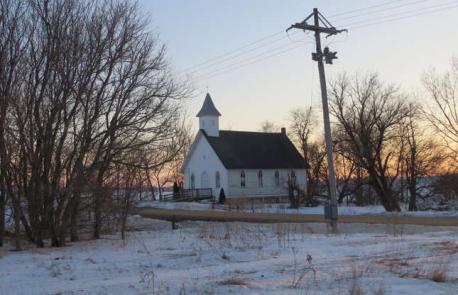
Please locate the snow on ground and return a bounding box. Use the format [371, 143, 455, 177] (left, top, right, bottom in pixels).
[0, 217, 457, 295]
[137, 201, 458, 217]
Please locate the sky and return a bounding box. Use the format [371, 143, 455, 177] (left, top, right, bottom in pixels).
[139, 0, 458, 133]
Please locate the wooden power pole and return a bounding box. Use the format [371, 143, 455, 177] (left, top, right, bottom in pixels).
[287, 8, 346, 232]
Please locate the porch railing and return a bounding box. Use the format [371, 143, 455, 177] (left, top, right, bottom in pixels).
[161, 188, 214, 202]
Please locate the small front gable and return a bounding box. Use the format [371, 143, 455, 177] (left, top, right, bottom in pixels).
[182, 130, 228, 196]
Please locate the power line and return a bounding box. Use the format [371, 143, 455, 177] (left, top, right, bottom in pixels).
[189, 1, 458, 81]
[349, 2, 458, 30]
[343, 0, 458, 28]
[195, 42, 306, 79]
[196, 44, 304, 80]
[327, 0, 402, 18]
[186, 32, 298, 75]
[331, 0, 432, 22]
[181, 0, 430, 74]
[180, 31, 285, 72]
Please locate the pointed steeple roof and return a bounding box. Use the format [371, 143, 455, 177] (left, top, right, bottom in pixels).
[196, 93, 221, 117]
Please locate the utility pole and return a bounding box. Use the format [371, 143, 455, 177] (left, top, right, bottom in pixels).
[287, 8, 346, 233]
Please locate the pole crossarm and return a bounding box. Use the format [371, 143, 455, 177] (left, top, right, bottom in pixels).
[287, 23, 346, 36]
[286, 9, 347, 37]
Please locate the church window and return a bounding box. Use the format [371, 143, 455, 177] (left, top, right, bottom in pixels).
[290, 170, 296, 185]
[275, 170, 280, 186]
[240, 170, 246, 187]
[258, 170, 263, 187]
[191, 173, 195, 189]
[215, 171, 221, 188]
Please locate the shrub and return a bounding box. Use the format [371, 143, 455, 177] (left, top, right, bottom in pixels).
[219, 188, 226, 204]
[428, 263, 449, 282]
[173, 182, 180, 198]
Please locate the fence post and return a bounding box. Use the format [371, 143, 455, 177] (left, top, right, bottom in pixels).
[171, 215, 178, 230]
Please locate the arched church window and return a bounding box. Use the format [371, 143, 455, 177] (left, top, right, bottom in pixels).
[240, 170, 246, 187]
[191, 173, 195, 189]
[215, 171, 221, 188]
[275, 170, 280, 186]
[290, 170, 296, 185]
[258, 170, 263, 187]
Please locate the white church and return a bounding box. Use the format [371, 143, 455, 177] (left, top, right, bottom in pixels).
[181, 93, 309, 200]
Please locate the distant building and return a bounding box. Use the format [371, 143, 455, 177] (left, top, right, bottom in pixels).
[181, 93, 309, 199]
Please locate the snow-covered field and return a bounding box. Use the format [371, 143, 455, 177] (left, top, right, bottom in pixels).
[0, 217, 457, 295]
[137, 201, 458, 217]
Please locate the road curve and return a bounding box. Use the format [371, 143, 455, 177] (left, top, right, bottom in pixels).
[134, 207, 458, 226]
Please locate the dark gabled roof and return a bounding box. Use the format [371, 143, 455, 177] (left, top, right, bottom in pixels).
[196, 93, 221, 117]
[202, 130, 309, 169]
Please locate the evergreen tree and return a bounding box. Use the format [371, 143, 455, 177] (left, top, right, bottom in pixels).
[219, 188, 226, 204]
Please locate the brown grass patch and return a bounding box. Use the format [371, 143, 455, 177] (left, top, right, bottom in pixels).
[434, 241, 458, 254]
[374, 258, 409, 267]
[220, 278, 249, 286]
[348, 266, 364, 295]
[396, 259, 450, 283]
[426, 263, 449, 282]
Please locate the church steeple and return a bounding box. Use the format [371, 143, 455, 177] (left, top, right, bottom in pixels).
[197, 93, 220, 137]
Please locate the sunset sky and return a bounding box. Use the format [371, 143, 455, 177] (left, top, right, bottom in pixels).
[139, 0, 458, 133]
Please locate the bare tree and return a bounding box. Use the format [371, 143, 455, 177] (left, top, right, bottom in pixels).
[141, 122, 191, 200]
[288, 107, 315, 162]
[305, 140, 328, 201]
[111, 156, 143, 241]
[423, 59, 458, 156]
[333, 132, 359, 204]
[0, 0, 29, 249]
[329, 73, 409, 211]
[288, 107, 323, 203]
[401, 103, 447, 210]
[259, 120, 278, 132]
[0, 0, 190, 248]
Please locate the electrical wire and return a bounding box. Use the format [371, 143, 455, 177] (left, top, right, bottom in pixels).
[180, 0, 430, 75]
[327, 0, 402, 18]
[330, 0, 432, 22]
[342, 0, 458, 28]
[193, 42, 303, 79]
[186, 32, 299, 75]
[188, 0, 458, 81]
[349, 2, 458, 30]
[195, 44, 305, 80]
[180, 31, 285, 73]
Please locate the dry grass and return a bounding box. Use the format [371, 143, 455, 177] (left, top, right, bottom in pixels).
[373, 284, 385, 295]
[425, 263, 449, 283]
[197, 223, 266, 250]
[378, 253, 451, 283]
[219, 277, 249, 286]
[374, 258, 409, 267]
[349, 266, 364, 295]
[290, 248, 316, 289]
[226, 198, 255, 212]
[274, 223, 314, 248]
[434, 241, 458, 255]
[139, 270, 156, 289]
